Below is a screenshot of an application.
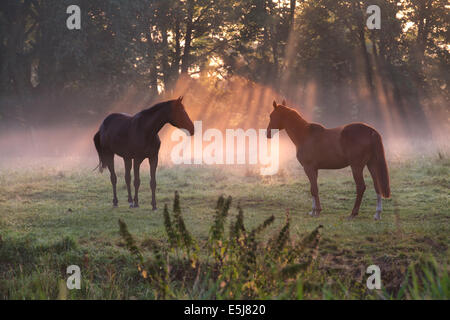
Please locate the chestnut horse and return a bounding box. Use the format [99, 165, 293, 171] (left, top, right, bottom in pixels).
[267, 100, 390, 220]
[93, 97, 194, 210]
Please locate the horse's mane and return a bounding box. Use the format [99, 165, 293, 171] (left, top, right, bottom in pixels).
[139, 99, 175, 116]
[281, 105, 308, 125]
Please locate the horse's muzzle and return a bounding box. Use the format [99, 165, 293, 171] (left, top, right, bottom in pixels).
[187, 123, 195, 136]
[266, 127, 272, 139]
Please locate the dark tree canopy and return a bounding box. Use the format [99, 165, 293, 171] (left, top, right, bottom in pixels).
[0, 0, 448, 135]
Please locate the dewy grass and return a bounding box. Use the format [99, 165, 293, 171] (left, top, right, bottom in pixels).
[0, 156, 448, 299]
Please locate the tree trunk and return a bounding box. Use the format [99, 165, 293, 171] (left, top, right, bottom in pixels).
[160, 22, 170, 93]
[147, 31, 159, 98]
[415, 0, 433, 68]
[171, 12, 182, 86]
[181, 0, 194, 75]
[289, 0, 296, 28]
[7, 13, 33, 125]
[353, 1, 378, 122]
[266, 0, 279, 84]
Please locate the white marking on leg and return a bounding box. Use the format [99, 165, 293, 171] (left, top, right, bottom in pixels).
[374, 194, 382, 220]
[376, 194, 382, 212]
[309, 197, 316, 216]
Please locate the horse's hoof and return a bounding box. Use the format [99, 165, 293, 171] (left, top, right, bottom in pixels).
[347, 214, 357, 220]
[129, 202, 139, 208]
[152, 207, 157, 211]
[374, 211, 381, 221]
[308, 210, 321, 217]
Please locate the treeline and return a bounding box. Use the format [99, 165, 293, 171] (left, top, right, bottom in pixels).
[0, 0, 448, 132]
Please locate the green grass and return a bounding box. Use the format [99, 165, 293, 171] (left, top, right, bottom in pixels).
[0, 156, 448, 299]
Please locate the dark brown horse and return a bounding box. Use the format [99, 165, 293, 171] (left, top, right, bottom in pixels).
[93, 97, 194, 210]
[267, 100, 390, 220]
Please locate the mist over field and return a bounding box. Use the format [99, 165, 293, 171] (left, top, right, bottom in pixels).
[0, 0, 448, 300]
[0, 74, 448, 170]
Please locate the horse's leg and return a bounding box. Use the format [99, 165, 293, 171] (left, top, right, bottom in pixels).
[132, 158, 144, 207]
[348, 165, 366, 219]
[106, 156, 118, 207]
[367, 160, 382, 220]
[304, 166, 321, 217]
[124, 158, 133, 207]
[149, 154, 158, 210]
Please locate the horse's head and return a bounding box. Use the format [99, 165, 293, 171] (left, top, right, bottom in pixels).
[266, 100, 287, 138]
[170, 96, 194, 136]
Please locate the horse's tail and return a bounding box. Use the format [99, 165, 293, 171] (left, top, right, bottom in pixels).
[371, 131, 390, 198]
[93, 131, 106, 173]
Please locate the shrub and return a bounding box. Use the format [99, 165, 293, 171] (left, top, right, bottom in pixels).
[118, 192, 325, 299]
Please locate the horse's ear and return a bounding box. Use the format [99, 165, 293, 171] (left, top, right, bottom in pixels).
[282, 99, 286, 106]
[273, 100, 278, 109]
[177, 96, 183, 103]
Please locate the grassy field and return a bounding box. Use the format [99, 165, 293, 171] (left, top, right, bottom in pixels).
[0, 155, 448, 299]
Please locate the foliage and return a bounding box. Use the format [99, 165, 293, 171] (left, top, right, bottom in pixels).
[119, 192, 326, 299]
[0, 0, 447, 131]
[117, 190, 449, 300]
